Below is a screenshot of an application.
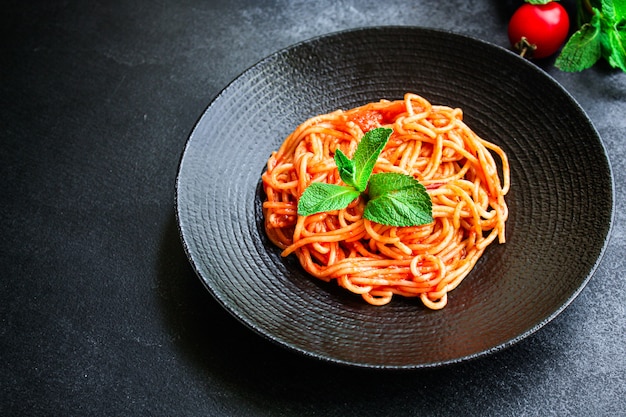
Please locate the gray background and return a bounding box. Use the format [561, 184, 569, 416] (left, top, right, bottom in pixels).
[2, 0, 625, 415]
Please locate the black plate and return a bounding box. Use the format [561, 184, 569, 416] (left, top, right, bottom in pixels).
[175, 27, 614, 369]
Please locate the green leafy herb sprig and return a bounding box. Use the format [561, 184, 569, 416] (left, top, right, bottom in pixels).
[297, 128, 433, 227]
[556, 0, 626, 72]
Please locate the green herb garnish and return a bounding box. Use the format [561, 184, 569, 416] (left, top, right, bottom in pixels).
[297, 127, 433, 227]
[555, 0, 626, 72]
[365, 172, 433, 227]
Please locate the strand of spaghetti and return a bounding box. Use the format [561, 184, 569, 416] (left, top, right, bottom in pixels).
[479, 137, 510, 194]
[362, 291, 393, 306]
[363, 219, 401, 244]
[421, 293, 447, 310]
[282, 221, 366, 257]
[338, 275, 373, 294]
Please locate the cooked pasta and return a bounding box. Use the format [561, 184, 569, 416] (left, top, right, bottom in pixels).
[262, 93, 509, 309]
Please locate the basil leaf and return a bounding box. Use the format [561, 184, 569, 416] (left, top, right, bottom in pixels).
[364, 173, 433, 227]
[297, 182, 360, 216]
[334, 149, 357, 188]
[352, 127, 392, 192]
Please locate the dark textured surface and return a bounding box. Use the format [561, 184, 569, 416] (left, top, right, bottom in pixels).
[2, 0, 626, 415]
[177, 27, 612, 369]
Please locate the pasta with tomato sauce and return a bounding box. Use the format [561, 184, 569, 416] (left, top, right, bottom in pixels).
[262, 93, 509, 309]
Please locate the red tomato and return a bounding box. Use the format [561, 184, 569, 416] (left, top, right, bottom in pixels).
[508, 2, 570, 59]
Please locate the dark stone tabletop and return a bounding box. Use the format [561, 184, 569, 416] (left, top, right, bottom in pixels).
[2, 0, 625, 415]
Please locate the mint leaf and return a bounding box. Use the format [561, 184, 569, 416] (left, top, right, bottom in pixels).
[602, 0, 616, 18]
[605, 18, 626, 70]
[296, 127, 391, 217]
[334, 149, 357, 188]
[602, 0, 626, 20]
[556, 0, 626, 72]
[613, 0, 626, 18]
[296, 127, 433, 227]
[600, 0, 626, 71]
[556, 15, 603, 71]
[364, 173, 433, 227]
[352, 127, 392, 192]
[297, 183, 360, 216]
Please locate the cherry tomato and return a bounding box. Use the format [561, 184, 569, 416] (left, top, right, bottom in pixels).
[508, 2, 570, 59]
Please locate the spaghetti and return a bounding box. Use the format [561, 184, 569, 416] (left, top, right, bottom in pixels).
[262, 93, 509, 309]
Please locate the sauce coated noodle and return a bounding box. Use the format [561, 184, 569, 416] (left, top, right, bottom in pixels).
[262, 93, 509, 309]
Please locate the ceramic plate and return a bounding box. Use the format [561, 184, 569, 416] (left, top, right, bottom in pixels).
[176, 27, 613, 369]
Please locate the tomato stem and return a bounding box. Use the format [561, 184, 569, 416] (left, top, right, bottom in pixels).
[514, 37, 537, 59]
